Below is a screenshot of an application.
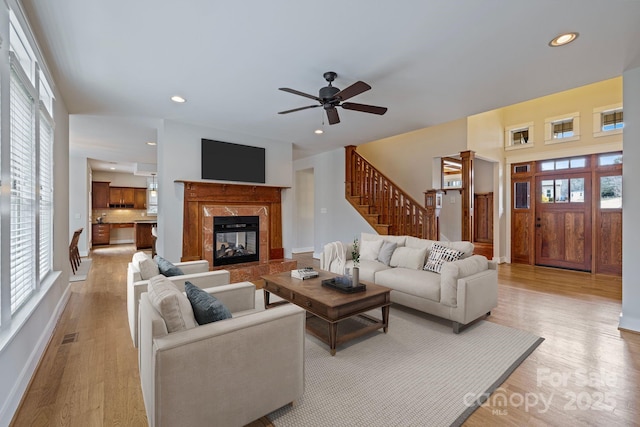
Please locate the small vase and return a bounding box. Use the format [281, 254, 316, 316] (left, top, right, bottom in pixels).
[352, 267, 359, 287]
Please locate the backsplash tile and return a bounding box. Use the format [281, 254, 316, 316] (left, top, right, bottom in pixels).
[92, 209, 157, 223]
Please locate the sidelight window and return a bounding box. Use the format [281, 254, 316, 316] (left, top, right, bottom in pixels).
[514, 182, 530, 209]
[600, 176, 622, 209]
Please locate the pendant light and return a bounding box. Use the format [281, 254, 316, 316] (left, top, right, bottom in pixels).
[150, 173, 158, 197]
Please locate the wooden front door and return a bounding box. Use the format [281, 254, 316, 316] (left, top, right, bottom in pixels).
[535, 172, 592, 271]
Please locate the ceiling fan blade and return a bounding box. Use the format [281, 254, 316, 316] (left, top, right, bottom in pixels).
[341, 102, 388, 115]
[279, 87, 321, 101]
[333, 81, 371, 101]
[278, 105, 321, 114]
[326, 107, 340, 125]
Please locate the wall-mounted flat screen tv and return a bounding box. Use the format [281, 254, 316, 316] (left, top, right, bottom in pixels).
[201, 139, 266, 183]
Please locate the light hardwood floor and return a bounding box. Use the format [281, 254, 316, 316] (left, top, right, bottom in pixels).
[11, 246, 640, 426]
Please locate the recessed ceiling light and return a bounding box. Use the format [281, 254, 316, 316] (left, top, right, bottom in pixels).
[549, 32, 579, 47]
[171, 95, 186, 103]
[146, 141, 157, 146]
[109, 167, 116, 170]
[314, 129, 324, 134]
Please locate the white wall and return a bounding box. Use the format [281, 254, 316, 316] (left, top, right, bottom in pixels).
[467, 109, 506, 260]
[293, 168, 314, 253]
[293, 149, 375, 257]
[475, 158, 494, 193]
[0, 1, 71, 419]
[92, 171, 149, 187]
[157, 120, 293, 262]
[69, 155, 90, 256]
[621, 66, 640, 332]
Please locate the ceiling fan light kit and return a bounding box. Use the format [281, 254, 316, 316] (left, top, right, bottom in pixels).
[279, 71, 388, 125]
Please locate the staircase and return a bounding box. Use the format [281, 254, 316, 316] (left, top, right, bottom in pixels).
[345, 146, 437, 239]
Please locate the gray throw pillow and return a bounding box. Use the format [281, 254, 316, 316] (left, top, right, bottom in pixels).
[377, 241, 397, 266]
[155, 255, 184, 277]
[184, 281, 232, 325]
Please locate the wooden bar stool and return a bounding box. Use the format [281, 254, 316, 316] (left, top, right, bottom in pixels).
[69, 228, 83, 274]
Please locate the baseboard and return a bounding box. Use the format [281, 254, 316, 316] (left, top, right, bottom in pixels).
[618, 313, 640, 333]
[292, 247, 314, 254]
[0, 282, 71, 426]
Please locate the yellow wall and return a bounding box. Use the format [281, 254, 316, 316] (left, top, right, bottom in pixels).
[356, 117, 467, 203]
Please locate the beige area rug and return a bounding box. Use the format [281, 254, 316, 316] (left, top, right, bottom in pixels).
[257, 293, 543, 427]
[69, 258, 92, 282]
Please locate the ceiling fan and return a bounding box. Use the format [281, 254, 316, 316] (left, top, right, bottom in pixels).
[278, 71, 388, 125]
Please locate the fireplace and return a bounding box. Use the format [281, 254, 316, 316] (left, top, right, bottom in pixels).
[213, 216, 259, 266]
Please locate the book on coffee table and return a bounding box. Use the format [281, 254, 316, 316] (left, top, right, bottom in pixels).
[291, 268, 319, 280]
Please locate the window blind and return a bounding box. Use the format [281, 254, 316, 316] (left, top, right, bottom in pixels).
[39, 106, 53, 280]
[553, 120, 573, 138]
[10, 65, 36, 314]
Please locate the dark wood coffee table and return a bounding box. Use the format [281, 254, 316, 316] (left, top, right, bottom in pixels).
[262, 270, 391, 355]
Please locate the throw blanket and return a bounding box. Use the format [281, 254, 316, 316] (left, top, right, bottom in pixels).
[322, 241, 346, 274]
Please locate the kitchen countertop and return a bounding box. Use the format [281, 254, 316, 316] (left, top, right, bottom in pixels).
[133, 220, 158, 224]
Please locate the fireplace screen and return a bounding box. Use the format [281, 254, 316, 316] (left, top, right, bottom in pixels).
[213, 216, 259, 266]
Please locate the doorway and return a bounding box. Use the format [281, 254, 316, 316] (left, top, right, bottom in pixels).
[510, 152, 622, 275]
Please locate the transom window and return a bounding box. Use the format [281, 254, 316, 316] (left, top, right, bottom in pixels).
[505, 122, 534, 150]
[513, 129, 529, 144]
[553, 120, 574, 139]
[539, 157, 587, 172]
[599, 153, 623, 166]
[545, 112, 580, 144]
[601, 110, 623, 131]
[593, 104, 623, 137]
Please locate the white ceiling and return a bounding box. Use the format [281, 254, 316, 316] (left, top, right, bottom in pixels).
[21, 0, 640, 173]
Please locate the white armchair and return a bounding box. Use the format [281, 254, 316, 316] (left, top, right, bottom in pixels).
[139, 282, 305, 427]
[127, 257, 230, 348]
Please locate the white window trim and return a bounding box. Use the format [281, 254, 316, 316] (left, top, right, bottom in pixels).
[593, 103, 623, 138]
[505, 122, 534, 151]
[545, 112, 580, 144]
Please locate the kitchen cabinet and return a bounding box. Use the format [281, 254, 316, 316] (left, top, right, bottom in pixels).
[92, 182, 110, 209]
[92, 224, 110, 245]
[135, 222, 157, 249]
[134, 188, 147, 209]
[109, 187, 135, 208]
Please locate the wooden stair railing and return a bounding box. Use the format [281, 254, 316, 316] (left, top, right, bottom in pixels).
[345, 146, 437, 239]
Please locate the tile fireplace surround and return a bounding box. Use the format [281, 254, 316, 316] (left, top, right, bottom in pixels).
[203, 205, 268, 266]
[178, 181, 296, 282]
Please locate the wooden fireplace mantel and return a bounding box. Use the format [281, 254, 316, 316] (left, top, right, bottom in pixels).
[177, 181, 289, 263]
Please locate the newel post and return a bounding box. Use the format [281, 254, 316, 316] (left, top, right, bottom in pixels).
[460, 150, 475, 242]
[345, 145, 357, 198]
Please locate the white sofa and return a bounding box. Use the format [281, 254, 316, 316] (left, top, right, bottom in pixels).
[321, 232, 498, 333]
[127, 253, 230, 348]
[139, 279, 305, 427]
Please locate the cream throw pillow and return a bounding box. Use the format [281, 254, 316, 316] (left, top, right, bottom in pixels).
[359, 239, 383, 261]
[147, 275, 197, 333]
[389, 247, 428, 270]
[132, 251, 149, 269]
[139, 257, 160, 280]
